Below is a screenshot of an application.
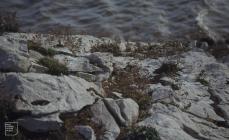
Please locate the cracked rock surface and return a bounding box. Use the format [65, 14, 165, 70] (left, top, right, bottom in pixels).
[0, 33, 229, 140]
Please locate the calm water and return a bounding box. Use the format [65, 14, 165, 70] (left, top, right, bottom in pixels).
[1, 0, 229, 41]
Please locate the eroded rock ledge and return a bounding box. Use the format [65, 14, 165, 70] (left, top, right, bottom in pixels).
[0, 33, 229, 140]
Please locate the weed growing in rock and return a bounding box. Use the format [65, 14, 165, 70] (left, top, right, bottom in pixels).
[38, 57, 68, 75]
[118, 126, 161, 140]
[197, 78, 209, 86]
[0, 11, 19, 34]
[91, 42, 121, 56]
[47, 25, 80, 52]
[61, 106, 104, 140]
[28, 40, 57, 56]
[103, 65, 152, 120]
[196, 70, 209, 86]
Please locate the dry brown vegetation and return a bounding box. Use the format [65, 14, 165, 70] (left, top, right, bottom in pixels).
[91, 41, 121, 56]
[46, 25, 80, 52]
[118, 125, 161, 140]
[126, 41, 190, 59]
[103, 65, 152, 120]
[62, 105, 105, 140]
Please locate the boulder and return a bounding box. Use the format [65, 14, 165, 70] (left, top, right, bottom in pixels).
[91, 100, 120, 140]
[75, 125, 96, 140]
[0, 73, 101, 132]
[146, 84, 175, 103]
[54, 55, 103, 73]
[115, 98, 139, 126]
[86, 52, 113, 74]
[103, 98, 139, 127]
[0, 37, 30, 72]
[29, 50, 44, 61]
[29, 62, 48, 73]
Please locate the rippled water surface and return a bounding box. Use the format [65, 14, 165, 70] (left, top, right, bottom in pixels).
[1, 0, 229, 41]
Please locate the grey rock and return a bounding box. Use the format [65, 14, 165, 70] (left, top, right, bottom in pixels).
[0, 37, 30, 72]
[54, 47, 73, 56]
[146, 84, 175, 103]
[115, 98, 139, 126]
[91, 100, 120, 140]
[29, 50, 44, 61]
[113, 56, 137, 69]
[187, 101, 224, 121]
[76, 72, 98, 82]
[103, 98, 127, 126]
[103, 98, 139, 127]
[54, 54, 103, 73]
[29, 62, 48, 73]
[0, 73, 100, 132]
[75, 125, 96, 140]
[110, 92, 123, 99]
[86, 52, 113, 73]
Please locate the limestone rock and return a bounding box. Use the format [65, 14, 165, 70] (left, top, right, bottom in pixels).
[115, 98, 139, 126]
[0, 73, 100, 132]
[91, 100, 120, 140]
[29, 50, 44, 61]
[75, 125, 96, 140]
[54, 54, 103, 73]
[103, 98, 139, 127]
[0, 37, 30, 72]
[29, 62, 48, 73]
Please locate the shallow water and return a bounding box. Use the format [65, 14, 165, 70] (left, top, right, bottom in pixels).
[1, 0, 229, 41]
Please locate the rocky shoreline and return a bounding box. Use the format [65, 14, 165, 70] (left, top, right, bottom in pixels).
[0, 33, 229, 140]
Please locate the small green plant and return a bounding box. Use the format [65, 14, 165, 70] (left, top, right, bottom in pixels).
[38, 57, 68, 75]
[91, 42, 121, 56]
[196, 78, 209, 86]
[196, 70, 209, 86]
[119, 126, 161, 140]
[28, 40, 57, 56]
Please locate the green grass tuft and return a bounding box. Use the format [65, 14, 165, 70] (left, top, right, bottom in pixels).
[38, 57, 68, 75]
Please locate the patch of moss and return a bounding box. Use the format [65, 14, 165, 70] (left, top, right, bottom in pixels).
[91, 42, 121, 56]
[28, 40, 57, 56]
[38, 57, 68, 75]
[118, 126, 161, 140]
